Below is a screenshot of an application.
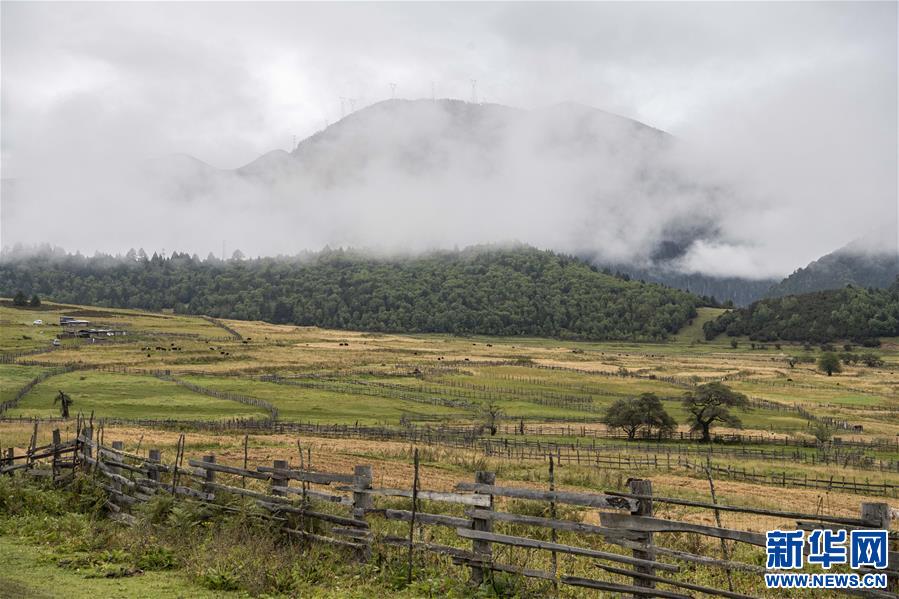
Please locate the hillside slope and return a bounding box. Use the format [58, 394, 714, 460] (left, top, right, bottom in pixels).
[0, 246, 699, 341]
[767, 230, 897, 298]
[703, 280, 899, 343]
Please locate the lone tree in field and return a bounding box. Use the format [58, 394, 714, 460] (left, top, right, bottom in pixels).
[29, 294, 41, 307]
[603, 393, 676, 440]
[817, 352, 842, 376]
[682, 382, 748, 443]
[811, 422, 833, 444]
[54, 390, 73, 419]
[12, 290, 27, 306]
[480, 401, 503, 436]
[602, 397, 644, 440]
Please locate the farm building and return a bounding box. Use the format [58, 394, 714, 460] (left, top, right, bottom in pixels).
[60, 316, 90, 327]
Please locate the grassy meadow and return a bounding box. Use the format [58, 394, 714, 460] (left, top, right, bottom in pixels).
[2, 300, 897, 491]
[1, 301, 898, 597]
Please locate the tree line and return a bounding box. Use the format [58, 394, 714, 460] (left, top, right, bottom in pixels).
[703, 280, 899, 343]
[0, 245, 699, 341]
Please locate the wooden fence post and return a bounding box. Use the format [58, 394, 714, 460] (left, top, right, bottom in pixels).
[148, 449, 161, 483]
[27, 420, 38, 468]
[860, 502, 894, 591]
[4, 448, 14, 476]
[353, 465, 373, 562]
[860, 502, 891, 529]
[470, 470, 495, 586]
[628, 478, 655, 593]
[51, 429, 61, 482]
[202, 455, 216, 495]
[271, 459, 288, 496]
[81, 427, 92, 472]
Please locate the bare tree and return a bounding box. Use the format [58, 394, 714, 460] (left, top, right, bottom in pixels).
[54, 390, 73, 419]
[481, 401, 503, 436]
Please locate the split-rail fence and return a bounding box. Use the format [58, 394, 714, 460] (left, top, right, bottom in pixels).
[2, 423, 897, 598]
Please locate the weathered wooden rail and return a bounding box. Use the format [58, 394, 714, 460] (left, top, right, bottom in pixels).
[2, 424, 897, 597]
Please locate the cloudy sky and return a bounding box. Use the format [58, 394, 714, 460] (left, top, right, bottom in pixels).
[1, 2, 896, 277]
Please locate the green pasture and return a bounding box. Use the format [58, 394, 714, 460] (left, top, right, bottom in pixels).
[178, 375, 463, 424]
[7, 371, 269, 421]
[0, 364, 52, 405]
[728, 380, 888, 407]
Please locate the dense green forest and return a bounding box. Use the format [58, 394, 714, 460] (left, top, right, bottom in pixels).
[0, 246, 699, 340]
[703, 280, 899, 343]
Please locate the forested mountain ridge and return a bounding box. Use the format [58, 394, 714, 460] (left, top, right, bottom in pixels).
[766, 249, 898, 298]
[702, 280, 899, 343]
[766, 227, 897, 298]
[0, 246, 700, 341]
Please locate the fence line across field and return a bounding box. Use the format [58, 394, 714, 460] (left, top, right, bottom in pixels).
[3, 415, 898, 497]
[1, 421, 897, 598]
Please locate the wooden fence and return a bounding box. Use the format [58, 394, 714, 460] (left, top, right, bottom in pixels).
[2, 425, 897, 598]
[3, 415, 898, 496]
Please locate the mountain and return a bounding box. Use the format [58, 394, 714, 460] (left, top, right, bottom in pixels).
[767, 230, 898, 298]
[702, 281, 899, 344]
[231, 99, 763, 302]
[0, 245, 700, 341]
[0, 98, 795, 305]
[207, 99, 729, 265]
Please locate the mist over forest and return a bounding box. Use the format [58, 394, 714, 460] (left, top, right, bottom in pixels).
[1, 2, 896, 309]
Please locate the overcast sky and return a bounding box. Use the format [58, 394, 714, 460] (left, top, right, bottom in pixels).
[1, 2, 896, 277]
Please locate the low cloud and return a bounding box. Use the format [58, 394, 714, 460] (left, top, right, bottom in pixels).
[1, 2, 895, 278]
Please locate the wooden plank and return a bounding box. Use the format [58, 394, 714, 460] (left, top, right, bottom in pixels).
[380, 509, 471, 529]
[205, 481, 289, 504]
[610, 539, 767, 574]
[349, 487, 491, 507]
[456, 528, 678, 572]
[0, 461, 32, 474]
[136, 478, 214, 501]
[593, 562, 760, 599]
[257, 466, 355, 485]
[256, 501, 369, 528]
[562, 575, 692, 599]
[96, 456, 149, 475]
[466, 508, 637, 538]
[452, 556, 555, 581]
[94, 463, 136, 488]
[187, 459, 270, 480]
[607, 490, 868, 527]
[330, 527, 371, 540]
[455, 482, 637, 510]
[380, 535, 476, 560]
[271, 485, 350, 505]
[98, 483, 138, 505]
[600, 513, 766, 547]
[95, 444, 148, 463]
